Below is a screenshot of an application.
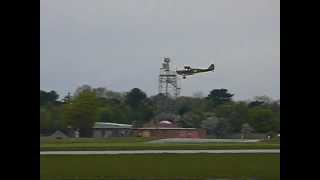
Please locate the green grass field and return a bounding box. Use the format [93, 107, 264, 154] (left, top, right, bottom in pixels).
[41, 154, 280, 180]
[40, 137, 280, 151]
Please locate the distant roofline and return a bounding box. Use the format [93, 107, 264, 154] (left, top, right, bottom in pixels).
[95, 122, 132, 126]
[133, 128, 198, 130]
[93, 122, 202, 130]
[92, 127, 132, 129]
[93, 122, 132, 129]
[159, 120, 172, 124]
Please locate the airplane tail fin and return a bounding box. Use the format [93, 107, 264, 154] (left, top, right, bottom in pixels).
[208, 64, 215, 70]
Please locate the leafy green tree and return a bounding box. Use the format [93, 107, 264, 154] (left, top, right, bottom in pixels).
[40, 107, 54, 134]
[253, 95, 273, 105]
[112, 105, 130, 124]
[206, 89, 234, 107]
[175, 96, 207, 114]
[40, 90, 59, 106]
[48, 105, 66, 131]
[248, 100, 265, 107]
[92, 88, 153, 126]
[123, 88, 154, 127]
[272, 115, 280, 133]
[248, 107, 278, 133]
[150, 93, 176, 114]
[129, 106, 154, 127]
[241, 123, 254, 139]
[41, 86, 280, 137]
[269, 100, 280, 116]
[201, 115, 219, 135]
[228, 102, 250, 132]
[214, 102, 249, 132]
[125, 88, 147, 108]
[73, 84, 92, 98]
[214, 118, 230, 138]
[178, 105, 192, 116]
[62, 92, 72, 104]
[63, 90, 100, 137]
[249, 96, 273, 107]
[98, 107, 112, 122]
[201, 115, 230, 138]
[98, 103, 130, 124]
[178, 110, 204, 128]
[93, 87, 125, 102]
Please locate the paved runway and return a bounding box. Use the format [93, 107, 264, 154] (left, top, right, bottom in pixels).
[40, 149, 280, 155]
[147, 138, 261, 143]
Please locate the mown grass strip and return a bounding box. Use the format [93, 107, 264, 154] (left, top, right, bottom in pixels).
[41, 142, 279, 151]
[41, 154, 280, 180]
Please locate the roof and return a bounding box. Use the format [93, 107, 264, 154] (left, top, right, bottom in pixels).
[50, 130, 68, 138]
[159, 120, 172, 124]
[93, 122, 132, 129]
[134, 128, 197, 130]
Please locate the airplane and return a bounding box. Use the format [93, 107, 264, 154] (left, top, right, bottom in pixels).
[176, 64, 215, 79]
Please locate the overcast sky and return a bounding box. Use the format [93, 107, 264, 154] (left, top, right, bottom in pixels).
[40, 0, 280, 101]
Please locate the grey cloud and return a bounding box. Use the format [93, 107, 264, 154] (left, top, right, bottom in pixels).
[41, 0, 279, 100]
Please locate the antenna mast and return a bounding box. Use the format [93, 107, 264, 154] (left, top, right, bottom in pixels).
[158, 57, 181, 98]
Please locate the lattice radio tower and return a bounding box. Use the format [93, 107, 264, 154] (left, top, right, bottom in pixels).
[158, 57, 181, 98]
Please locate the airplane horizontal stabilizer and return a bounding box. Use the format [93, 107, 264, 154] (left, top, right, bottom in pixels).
[208, 64, 215, 70]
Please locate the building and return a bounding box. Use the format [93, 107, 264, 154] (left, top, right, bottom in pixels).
[92, 122, 133, 138]
[50, 130, 68, 139]
[133, 127, 206, 138]
[63, 121, 206, 139]
[133, 120, 206, 139]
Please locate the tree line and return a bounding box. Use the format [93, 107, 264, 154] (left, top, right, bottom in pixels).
[40, 85, 280, 137]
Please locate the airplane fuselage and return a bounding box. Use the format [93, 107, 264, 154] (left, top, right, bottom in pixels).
[176, 64, 215, 79]
[176, 68, 211, 75]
